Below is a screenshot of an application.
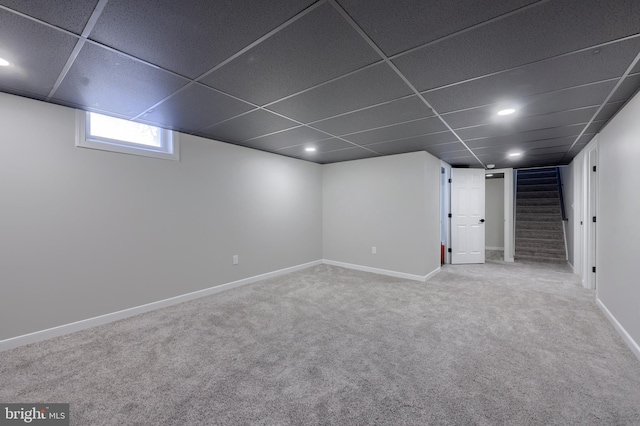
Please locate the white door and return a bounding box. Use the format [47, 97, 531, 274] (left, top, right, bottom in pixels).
[451, 168, 486, 264]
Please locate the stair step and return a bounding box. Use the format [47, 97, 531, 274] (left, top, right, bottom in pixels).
[517, 168, 557, 176]
[518, 172, 557, 179]
[516, 253, 567, 263]
[517, 184, 559, 192]
[516, 242, 564, 251]
[517, 177, 558, 185]
[516, 229, 564, 239]
[517, 191, 559, 199]
[516, 242, 566, 253]
[517, 213, 562, 222]
[517, 198, 561, 207]
[516, 221, 563, 231]
[516, 206, 561, 214]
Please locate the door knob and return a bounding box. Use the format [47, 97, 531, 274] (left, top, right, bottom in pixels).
[479, 219, 485, 223]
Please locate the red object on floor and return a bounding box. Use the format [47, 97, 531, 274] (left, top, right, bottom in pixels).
[441, 244, 445, 264]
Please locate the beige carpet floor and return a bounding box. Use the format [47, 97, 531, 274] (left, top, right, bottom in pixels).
[1, 259, 639, 425]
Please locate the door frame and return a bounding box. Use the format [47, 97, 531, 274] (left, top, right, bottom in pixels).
[585, 144, 598, 290]
[483, 168, 514, 262]
[440, 161, 452, 264]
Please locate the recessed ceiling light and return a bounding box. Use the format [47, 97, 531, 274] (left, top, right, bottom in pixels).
[497, 108, 516, 116]
[305, 147, 316, 152]
[508, 152, 522, 157]
[0, 58, 10, 67]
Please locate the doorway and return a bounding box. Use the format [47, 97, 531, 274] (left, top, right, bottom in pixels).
[485, 172, 504, 261]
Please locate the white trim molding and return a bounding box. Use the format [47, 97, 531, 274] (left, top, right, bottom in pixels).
[323, 259, 441, 282]
[597, 298, 640, 362]
[0, 260, 322, 352]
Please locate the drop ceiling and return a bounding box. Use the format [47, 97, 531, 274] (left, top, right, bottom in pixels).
[0, 0, 639, 167]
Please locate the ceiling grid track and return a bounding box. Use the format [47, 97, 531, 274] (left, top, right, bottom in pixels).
[2, 1, 639, 165]
[46, 0, 109, 100]
[327, 0, 486, 168]
[561, 49, 640, 159]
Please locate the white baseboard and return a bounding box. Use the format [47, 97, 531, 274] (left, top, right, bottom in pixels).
[323, 259, 440, 283]
[596, 298, 640, 362]
[485, 246, 504, 251]
[0, 260, 322, 352]
[567, 261, 575, 273]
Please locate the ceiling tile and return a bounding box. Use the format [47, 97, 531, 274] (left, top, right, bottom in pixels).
[344, 116, 448, 145]
[585, 120, 607, 135]
[454, 107, 599, 140]
[365, 131, 460, 154]
[440, 82, 619, 129]
[267, 63, 413, 123]
[367, 138, 469, 155]
[422, 38, 640, 113]
[465, 124, 590, 149]
[567, 135, 595, 155]
[611, 73, 640, 103]
[503, 153, 568, 169]
[199, 109, 298, 143]
[276, 138, 355, 157]
[138, 84, 254, 132]
[474, 141, 573, 157]
[593, 101, 626, 123]
[440, 152, 488, 167]
[337, 0, 538, 56]
[393, 1, 640, 91]
[242, 126, 330, 151]
[0, 9, 77, 98]
[0, 0, 98, 34]
[201, 3, 379, 105]
[310, 147, 380, 164]
[310, 95, 433, 136]
[89, 0, 316, 78]
[52, 43, 189, 117]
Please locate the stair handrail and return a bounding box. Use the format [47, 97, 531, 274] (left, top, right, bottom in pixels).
[556, 167, 568, 221]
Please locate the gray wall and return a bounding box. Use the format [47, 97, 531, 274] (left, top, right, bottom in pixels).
[485, 178, 504, 249]
[560, 165, 574, 267]
[322, 151, 441, 277]
[0, 93, 322, 341]
[596, 89, 640, 349]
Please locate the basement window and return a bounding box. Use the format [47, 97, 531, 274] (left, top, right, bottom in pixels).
[76, 111, 179, 160]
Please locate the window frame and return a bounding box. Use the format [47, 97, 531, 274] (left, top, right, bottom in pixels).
[76, 110, 179, 161]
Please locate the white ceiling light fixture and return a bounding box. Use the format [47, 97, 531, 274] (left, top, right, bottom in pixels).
[305, 147, 316, 152]
[508, 152, 522, 158]
[486, 174, 494, 177]
[0, 58, 10, 67]
[497, 108, 516, 116]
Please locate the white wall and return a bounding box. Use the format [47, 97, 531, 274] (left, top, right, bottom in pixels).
[595, 89, 640, 356]
[323, 151, 441, 279]
[485, 178, 504, 250]
[0, 93, 323, 341]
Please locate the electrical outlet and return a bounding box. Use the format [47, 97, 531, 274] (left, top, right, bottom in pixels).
[372, 246, 377, 255]
[232, 255, 239, 265]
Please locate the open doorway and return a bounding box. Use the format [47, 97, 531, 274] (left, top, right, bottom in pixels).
[485, 172, 505, 261]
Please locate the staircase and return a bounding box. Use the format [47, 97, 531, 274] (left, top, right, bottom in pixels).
[515, 168, 567, 262]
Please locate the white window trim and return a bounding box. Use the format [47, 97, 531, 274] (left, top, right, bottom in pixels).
[75, 110, 179, 161]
